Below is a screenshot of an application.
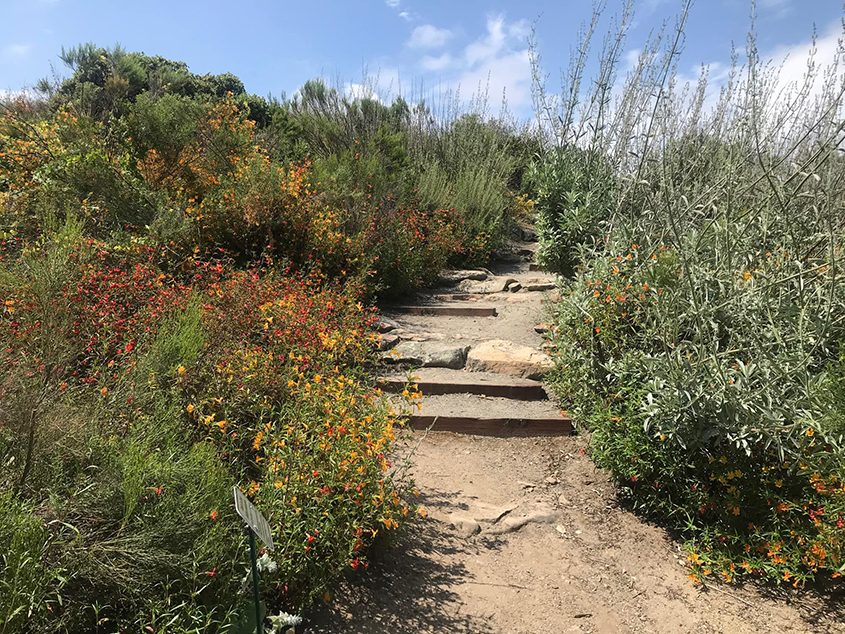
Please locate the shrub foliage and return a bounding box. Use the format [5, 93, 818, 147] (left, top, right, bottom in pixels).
[536, 0, 845, 587]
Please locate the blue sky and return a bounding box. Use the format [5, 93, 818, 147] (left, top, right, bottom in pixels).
[1, 0, 842, 117]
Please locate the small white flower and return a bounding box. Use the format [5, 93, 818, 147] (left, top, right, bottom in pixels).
[267, 611, 303, 632]
[256, 552, 278, 574]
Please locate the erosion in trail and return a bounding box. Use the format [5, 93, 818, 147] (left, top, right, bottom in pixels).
[307, 238, 845, 634]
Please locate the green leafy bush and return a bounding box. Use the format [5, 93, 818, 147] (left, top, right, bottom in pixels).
[539, 3, 845, 587]
[528, 146, 615, 274]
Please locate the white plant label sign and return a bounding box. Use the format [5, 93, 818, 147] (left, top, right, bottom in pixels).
[233, 486, 275, 551]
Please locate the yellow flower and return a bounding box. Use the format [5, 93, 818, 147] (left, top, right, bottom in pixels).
[177, 365, 186, 376]
[186, 403, 195, 414]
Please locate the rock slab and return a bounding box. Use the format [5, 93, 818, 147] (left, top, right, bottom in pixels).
[438, 270, 489, 285]
[465, 339, 554, 380]
[384, 341, 469, 369]
[456, 276, 517, 294]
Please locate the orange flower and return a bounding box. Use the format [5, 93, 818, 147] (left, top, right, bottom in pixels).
[209, 510, 218, 521]
[100, 386, 108, 396]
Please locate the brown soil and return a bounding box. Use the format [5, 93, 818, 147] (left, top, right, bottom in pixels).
[306, 252, 845, 634]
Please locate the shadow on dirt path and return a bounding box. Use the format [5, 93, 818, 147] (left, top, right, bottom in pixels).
[304, 509, 498, 634]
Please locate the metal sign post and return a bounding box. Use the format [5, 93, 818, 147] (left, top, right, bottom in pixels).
[233, 486, 275, 634]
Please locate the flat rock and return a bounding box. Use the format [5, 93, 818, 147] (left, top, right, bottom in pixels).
[524, 280, 556, 292]
[438, 269, 489, 285]
[448, 514, 481, 538]
[384, 341, 469, 369]
[522, 228, 539, 242]
[391, 329, 448, 342]
[469, 501, 517, 523]
[456, 276, 517, 294]
[485, 504, 559, 535]
[378, 333, 400, 350]
[534, 322, 552, 334]
[377, 317, 401, 333]
[508, 282, 522, 293]
[493, 251, 523, 263]
[465, 339, 554, 380]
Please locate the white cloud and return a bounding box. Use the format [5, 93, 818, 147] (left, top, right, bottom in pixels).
[345, 82, 383, 103]
[420, 53, 453, 71]
[457, 48, 532, 109]
[623, 48, 642, 71]
[449, 15, 532, 111]
[0, 88, 35, 101]
[760, 0, 793, 18]
[464, 15, 529, 65]
[385, 0, 400, 7]
[656, 19, 841, 117]
[398, 11, 411, 22]
[2, 44, 32, 60]
[766, 20, 842, 101]
[642, 0, 670, 14]
[408, 24, 453, 49]
[353, 14, 534, 115]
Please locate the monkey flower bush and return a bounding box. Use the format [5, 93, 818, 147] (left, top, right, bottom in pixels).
[0, 227, 414, 629]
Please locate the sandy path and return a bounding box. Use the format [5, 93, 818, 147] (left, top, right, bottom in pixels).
[306, 248, 844, 633]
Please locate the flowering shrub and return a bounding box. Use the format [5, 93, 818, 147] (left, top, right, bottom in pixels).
[537, 6, 845, 591]
[0, 227, 413, 628]
[178, 268, 415, 609]
[0, 47, 541, 631]
[551, 237, 845, 587]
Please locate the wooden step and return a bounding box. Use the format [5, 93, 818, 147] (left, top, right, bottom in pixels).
[380, 369, 547, 400]
[427, 293, 491, 302]
[407, 415, 572, 437]
[390, 305, 498, 317]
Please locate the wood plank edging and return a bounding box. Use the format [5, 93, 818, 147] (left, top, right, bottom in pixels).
[406, 415, 572, 437]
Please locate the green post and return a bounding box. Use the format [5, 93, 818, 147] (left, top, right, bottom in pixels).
[248, 528, 262, 634]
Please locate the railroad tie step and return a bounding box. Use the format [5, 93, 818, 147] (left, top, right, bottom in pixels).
[396, 392, 572, 437]
[406, 414, 572, 437]
[380, 368, 547, 400]
[390, 304, 498, 317]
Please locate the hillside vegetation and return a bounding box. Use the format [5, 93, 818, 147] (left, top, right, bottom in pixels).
[3, 3, 845, 630]
[0, 45, 534, 632]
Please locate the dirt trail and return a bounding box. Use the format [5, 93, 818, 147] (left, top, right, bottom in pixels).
[307, 245, 844, 633]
